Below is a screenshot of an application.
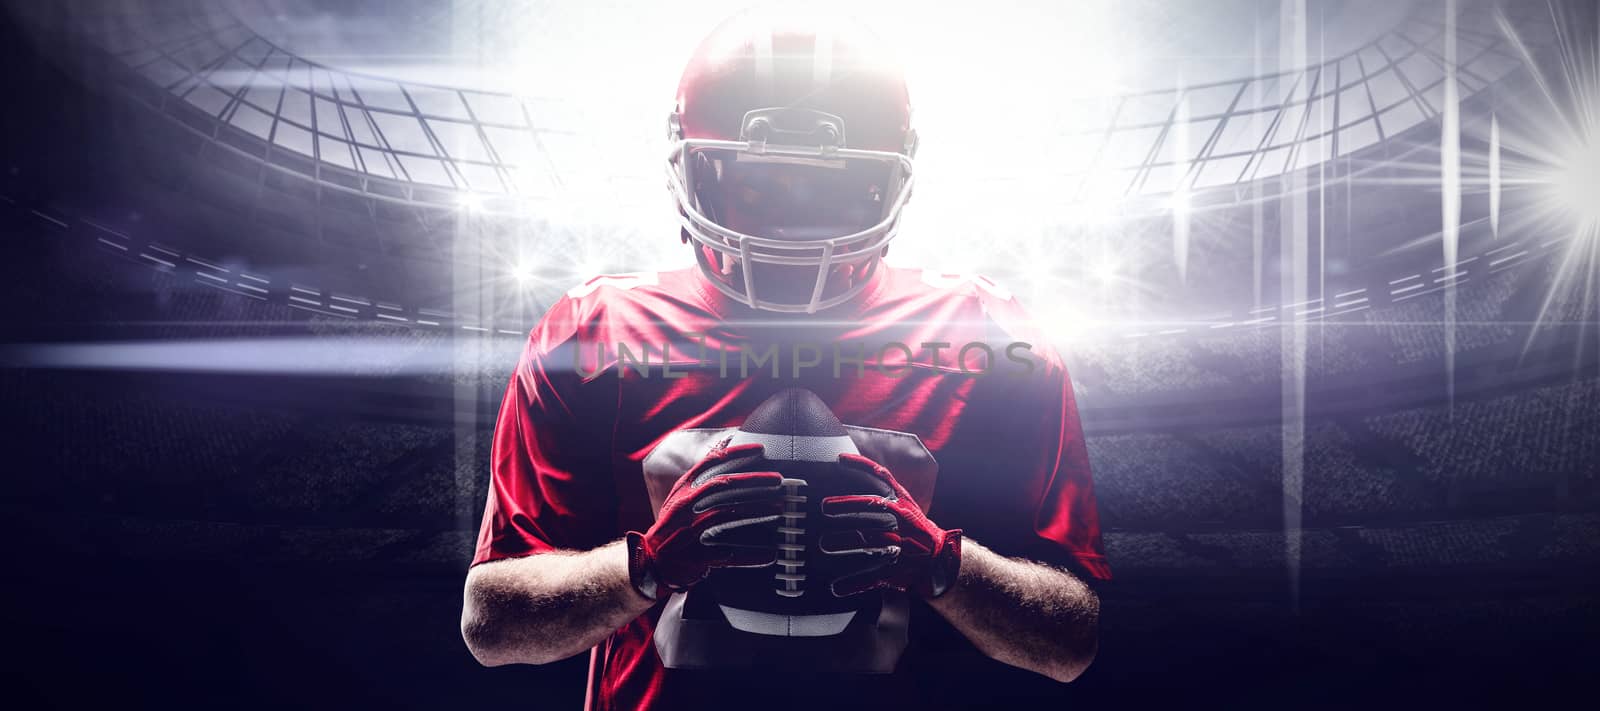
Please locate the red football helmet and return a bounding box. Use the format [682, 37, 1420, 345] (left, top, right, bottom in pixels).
[667, 10, 917, 313]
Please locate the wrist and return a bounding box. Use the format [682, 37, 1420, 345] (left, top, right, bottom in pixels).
[925, 528, 964, 599]
[623, 531, 660, 602]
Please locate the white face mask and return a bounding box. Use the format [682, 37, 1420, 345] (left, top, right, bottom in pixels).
[667, 108, 916, 314]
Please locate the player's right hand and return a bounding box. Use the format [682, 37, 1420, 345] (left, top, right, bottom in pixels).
[625, 441, 786, 599]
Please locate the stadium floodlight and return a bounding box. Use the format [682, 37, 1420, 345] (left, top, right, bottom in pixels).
[456, 192, 487, 213]
[1550, 139, 1600, 229]
[510, 261, 535, 284]
[1479, 0, 1600, 355]
[1091, 256, 1120, 285]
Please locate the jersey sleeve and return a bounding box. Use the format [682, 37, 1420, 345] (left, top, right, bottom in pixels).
[1024, 358, 1111, 581]
[935, 286, 1111, 582]
[471, 298, 618, 566]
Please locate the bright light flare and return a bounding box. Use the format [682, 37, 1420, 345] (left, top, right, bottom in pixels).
[1477, 0, 1600, 359]
[0, 337, 513, 375]
[1549, 141, 1600, 227]
[509, 261, 536, 284]
[456, 192, 486, 213]
[1091, 257, 1120, 285]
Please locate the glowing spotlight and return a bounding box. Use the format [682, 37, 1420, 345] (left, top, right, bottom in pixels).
[1551, 141, 1600, 227]
[1034, 301, 1096, 346]
[456, 192, 487, 213]
[1169, 189, 1192, 216]
[1091, 257, 1119, 285]
[509, 261, 535, 284]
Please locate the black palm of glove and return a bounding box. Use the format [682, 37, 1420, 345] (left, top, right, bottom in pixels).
[819, 452, 963, 599]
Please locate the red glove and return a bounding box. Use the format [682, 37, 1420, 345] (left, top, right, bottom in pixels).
[819, 453, 963, 599]
[626, 442, 786, 600]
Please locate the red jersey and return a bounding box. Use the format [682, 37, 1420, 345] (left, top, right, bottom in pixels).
[473, 264, 1108, 710]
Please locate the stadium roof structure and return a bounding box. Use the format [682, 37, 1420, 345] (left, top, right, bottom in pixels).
[84, 1, 1552, 210]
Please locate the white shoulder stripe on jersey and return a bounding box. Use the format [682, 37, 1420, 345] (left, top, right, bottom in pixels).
[564, 271, 660, 299]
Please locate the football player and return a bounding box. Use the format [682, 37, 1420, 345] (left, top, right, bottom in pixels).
[462, 10, 1108, 710]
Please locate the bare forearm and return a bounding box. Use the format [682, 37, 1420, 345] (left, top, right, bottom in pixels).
[927, 539, 1100, 683]
[461, 540, 653, 666]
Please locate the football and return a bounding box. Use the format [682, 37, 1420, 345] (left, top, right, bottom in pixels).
[653, 388, 910, 672]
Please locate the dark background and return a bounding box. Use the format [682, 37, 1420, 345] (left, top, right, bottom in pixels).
[2, 1, 1596, 708]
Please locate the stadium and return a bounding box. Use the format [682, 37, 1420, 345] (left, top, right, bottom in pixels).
[1, 0, 1596, 707]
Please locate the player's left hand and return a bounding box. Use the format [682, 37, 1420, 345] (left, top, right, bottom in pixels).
[818, 453, 963, 599]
